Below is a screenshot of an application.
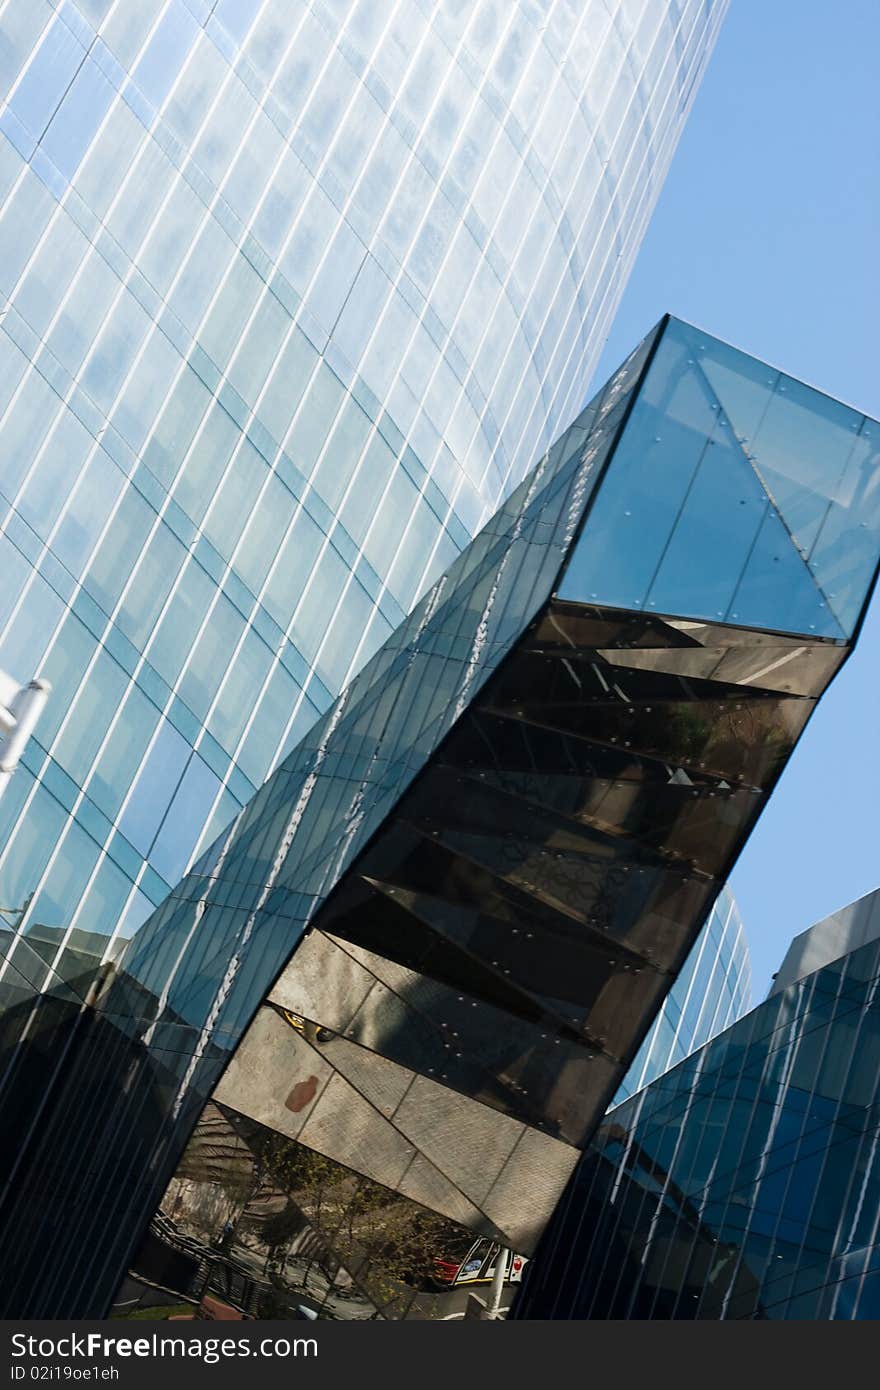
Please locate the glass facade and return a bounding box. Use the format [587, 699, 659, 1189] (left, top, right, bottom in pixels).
[613, 885, 751, 1106]
[0, 0, 728, 984]
[514, 896, 880, 1320]
[0, 316, 874, 1318]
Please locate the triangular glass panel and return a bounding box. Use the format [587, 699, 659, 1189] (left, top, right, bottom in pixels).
[727, 507, 845, 640]
[643, 415, 770, 621]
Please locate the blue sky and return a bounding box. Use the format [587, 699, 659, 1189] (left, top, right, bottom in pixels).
[592, 0, 880, 998]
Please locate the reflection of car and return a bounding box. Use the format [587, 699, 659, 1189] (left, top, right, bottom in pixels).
[280, 1009, 335, 1044]
[432, 1238, 527, 1289]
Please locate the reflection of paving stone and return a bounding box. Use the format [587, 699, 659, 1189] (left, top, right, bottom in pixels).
[318, 1033, 412, 1117]
[270, 932, 373, 1030]
[397, 1154, 495, 1236]
[298, 1072, 417, 1190]
[394, 1077, 522, 1206]
[483, 1126, 578, 1249]
[215, 1008, 332, 1138]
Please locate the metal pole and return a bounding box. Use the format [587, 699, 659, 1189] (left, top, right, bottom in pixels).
[0, 678, 50, 804]
[485, 1245, 509, 1319]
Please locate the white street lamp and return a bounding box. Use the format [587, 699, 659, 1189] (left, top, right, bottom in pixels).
[0, 669, 51, 804]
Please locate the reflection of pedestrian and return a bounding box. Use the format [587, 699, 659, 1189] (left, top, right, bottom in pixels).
[214, 1221, 234, 1254]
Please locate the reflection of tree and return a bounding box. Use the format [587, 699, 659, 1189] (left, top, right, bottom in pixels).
[249, 1129, 456, 1316]
[328, 1178, 455, 1318]
[231, 1110, 471, 1317]
[260, 1204, 305, 1278]
[664, 705, 711, 762]
[153, 1103, 477, 1319]
[660, 699, 795, 785]
[248, 1139, 343, 1287]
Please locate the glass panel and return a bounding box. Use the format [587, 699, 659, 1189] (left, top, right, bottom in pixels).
[117, 521, 188, 649]
[36, 613, 95, 746]
[85, 487, 155, 616]
[52, 447, 126, 576]
[76, 854, 133, 944]
[89, 684, 161, 820]
[0, 779, 67, 915]
[560, 318, 879, 638]
[645, 417, 768, 620]
[28, 819, 101, 945]
[234, 661, 301, 788]
[808, 424, 880, 635]
[206, 627, 274, 755]
[113, 1102, 492, 1321]
[177, 592, 246, 721]
[233, 472, 296, 598]
[41, 54, 116, 181]
[728, 506, 842, 638]
[10, 17, 85, 139]
[53, 647, 129, 784]
[558, 331, 712, 609]
[117, 718, 190, 858]
[151, 754, 221, 887]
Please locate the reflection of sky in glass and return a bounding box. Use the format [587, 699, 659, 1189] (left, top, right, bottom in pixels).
[560, 318, 880, 641]
[520, 927, 880, 1320]
[0, 0, 730, 1001]
[612, 885, 751, 1107]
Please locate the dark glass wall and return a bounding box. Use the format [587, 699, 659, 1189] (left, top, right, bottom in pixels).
[515, 931, 880, 1319]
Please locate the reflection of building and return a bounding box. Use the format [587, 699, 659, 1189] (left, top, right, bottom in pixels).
[614, 885, 751, 1106]
[0, 0, 728, 996]
[1, 314, 875, 1318]
[514, 889, 880, 1320]
[113, 883, 750, 1320]
[117, 1100, 523, 1322]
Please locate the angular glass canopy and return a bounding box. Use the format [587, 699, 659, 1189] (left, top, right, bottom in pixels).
[559, 318, 880, 640]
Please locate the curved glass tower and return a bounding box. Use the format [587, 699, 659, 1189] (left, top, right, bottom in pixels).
[0, 0, 729, 979]
[613, 885, 751, 1106]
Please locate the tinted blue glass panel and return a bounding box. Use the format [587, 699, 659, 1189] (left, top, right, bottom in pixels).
[117, 718, 190, 857]
[150, 752, 221, 886]
[31, 818, 101, 933]
[41, 55, 116, 180]
[132, 2, 200, 109]
[729, 506, 840, 637]
[559, 319, 878, 640]
[10, 19, 85, 140]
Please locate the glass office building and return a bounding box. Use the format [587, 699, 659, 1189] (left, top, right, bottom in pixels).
[2, 315, 876, 1317]
[0, 0, 729, 986]
[613, 885, 751, 1106]
[515, 889, 880, 1320]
